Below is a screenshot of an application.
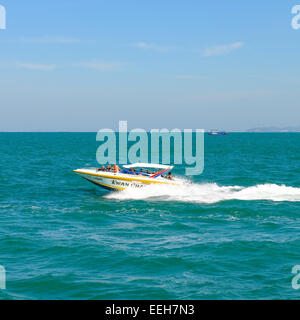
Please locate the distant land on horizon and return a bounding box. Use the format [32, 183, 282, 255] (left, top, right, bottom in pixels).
[245, 126, 300, 132]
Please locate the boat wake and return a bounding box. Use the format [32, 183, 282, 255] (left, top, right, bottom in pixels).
[104, 180, 300, 203]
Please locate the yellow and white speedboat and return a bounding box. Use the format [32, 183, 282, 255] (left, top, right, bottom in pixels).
[73, 163, 178, 191]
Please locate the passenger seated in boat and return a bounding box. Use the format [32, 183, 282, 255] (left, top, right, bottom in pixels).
[106, 164, 112, 172]
[112, 164, 120, 173]
[139, 169, 143, 175]
[129, 168, 137, 175]
[168, 172, 173, 180]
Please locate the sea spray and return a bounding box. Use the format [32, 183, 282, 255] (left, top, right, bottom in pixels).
[105, 181, 300, 203]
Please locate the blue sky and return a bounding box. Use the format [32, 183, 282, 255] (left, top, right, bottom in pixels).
[0, 0, 299, 131]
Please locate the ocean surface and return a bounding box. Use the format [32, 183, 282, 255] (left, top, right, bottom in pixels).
[1, 132, 300, 300]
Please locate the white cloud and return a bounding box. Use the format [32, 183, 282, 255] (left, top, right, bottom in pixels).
[131, 42, 171, 52]
[19, 36, 80, 44]
[16, 62, 56, 71]
[202, 42, 244, 57]
[74, 60, 125, 71]
[14, 60, 125, 71]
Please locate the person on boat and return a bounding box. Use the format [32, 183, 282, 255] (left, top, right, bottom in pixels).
[139, 169, 143, 175]
[129, 168, 137, 175]
[106, 164, 112, 172]
[168, 172, 173, 180]
[112, 164, 120, 173]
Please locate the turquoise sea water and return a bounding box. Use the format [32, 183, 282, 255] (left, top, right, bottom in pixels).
[1, 132, 300, 300]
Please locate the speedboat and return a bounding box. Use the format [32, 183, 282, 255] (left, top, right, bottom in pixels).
[73, 163, 179, 191]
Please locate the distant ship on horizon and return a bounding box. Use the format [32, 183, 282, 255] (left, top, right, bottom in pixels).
[207, 130, 228, 135]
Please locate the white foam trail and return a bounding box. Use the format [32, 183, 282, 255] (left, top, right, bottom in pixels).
[105, 180, 300, 203]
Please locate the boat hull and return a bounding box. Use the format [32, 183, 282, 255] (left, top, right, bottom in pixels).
[73, 169, 176, 191]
